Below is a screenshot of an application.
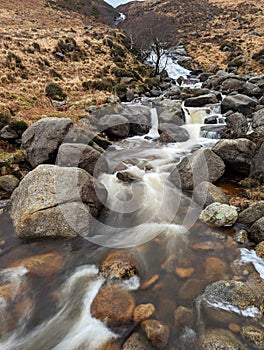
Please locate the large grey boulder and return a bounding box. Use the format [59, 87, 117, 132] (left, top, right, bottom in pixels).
[199, 203, 238, 227]
[56, 143, 104, 176]
[221, 94, 258, 115]
[21, 117, 73, 168]
[193, 181, 228, 208]
[184, 93, 218, 107]
[159, 123, 189, 143]
[98, 114, 130, 139]
[213, 138, 256, 175]
[10, 165, 104, 239]
[220, 112, 248, 138]
[169, 148, 225, 190]
[250, 142, 264, 183]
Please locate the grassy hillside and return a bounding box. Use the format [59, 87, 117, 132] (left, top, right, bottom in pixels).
[0, 0, 151, 124]
[119, 0, 264, 74]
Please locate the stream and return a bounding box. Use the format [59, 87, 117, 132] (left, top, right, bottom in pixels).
[0, 62, 263, 349]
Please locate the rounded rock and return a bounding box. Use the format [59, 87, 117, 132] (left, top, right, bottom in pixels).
[199, 203, 238, 227]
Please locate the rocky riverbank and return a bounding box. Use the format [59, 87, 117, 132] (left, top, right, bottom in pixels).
[0, 60, 264, 349]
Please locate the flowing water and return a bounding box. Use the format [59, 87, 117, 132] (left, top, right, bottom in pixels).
[0, 69, 262, 349]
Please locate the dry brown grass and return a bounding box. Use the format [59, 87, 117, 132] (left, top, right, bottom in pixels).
[120, 0, 264, 74]
[0, 0, 148, 124]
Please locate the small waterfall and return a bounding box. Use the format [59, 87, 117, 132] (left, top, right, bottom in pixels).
[144, 107, 160, 140]
[182, 102, 224, 140]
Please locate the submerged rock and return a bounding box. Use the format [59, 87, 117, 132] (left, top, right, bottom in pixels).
[122, 332, 152, 350]
[21, 117, 73, 168]
[141, 319, 170, 348]
[200, 328, 247, 350]
[169, 148, 225, 190]
[193, 181, 228, 208]
[133, 303, 155, 323]
[199, 203, 238, 227]
[99, 250, 137, 280]
[91, 284, 135, 327]
[10, 165, 102, 239]
[174, 306, 194, 328]
[213, 138, 256, 175]
[10, 253, 64, 277]
[241, 326, 264, 349]
[201, 280, 261, 324]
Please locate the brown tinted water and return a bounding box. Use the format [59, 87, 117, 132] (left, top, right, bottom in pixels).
[0, 140, 262, 349]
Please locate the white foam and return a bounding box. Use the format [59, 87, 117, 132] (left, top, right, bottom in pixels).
[240, 248, 264, 279]
[206, 300, 262, 318]
[0, 265, 116, 350]
[121, 276, 140, 290]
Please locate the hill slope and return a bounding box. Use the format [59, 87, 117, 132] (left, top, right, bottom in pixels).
[0, 0, 149, 122]
[119, 0, 264, 74]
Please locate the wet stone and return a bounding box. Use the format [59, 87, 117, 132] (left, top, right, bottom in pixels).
[10, 252, 64, 277]
[179, 279, 206, 301]
[241, 326, 264, 349]
[122, 332, 152, 350]
[99, 250, 137, 280]
[193, 181, 228, 208]
[202, 280, 261, 324]
[91, 284, 135, 327]
[175, 267, 194, 279]
[200, 328, 247, 350]
[256, 241, 264, 258]
[141, 319, 170, 348]
[133, 303, 155, 323]
[233, 230, 248, 244]
[199, 203, 238, 227]
[249, 217, 264, 243]
[238, 201, 264, 225]
[204, 257, 229, 282]
[174, 306, 194, 329]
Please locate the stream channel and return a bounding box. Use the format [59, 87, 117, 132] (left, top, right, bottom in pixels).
[0, 59, 263, 350]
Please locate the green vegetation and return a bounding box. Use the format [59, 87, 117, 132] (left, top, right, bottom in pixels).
[45, 83, 67, 101]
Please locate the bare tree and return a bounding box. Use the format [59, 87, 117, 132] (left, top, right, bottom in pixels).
[121, 12, 176, 75]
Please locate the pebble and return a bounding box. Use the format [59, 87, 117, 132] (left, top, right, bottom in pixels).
[140, 274, 159, 290]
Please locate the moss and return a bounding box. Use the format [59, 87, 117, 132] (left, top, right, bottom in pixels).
[115, 84, 127, 99]
[111, 67, 135, 78]
[83, 79, 113, 92]
[0, 113, 10, 129]
[111, 44, 126, 58]
[0, 150, 25, 166]
[144, 77, 160, 88]
[9, 120, 28, 135]
[45, 82, 67, 101]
